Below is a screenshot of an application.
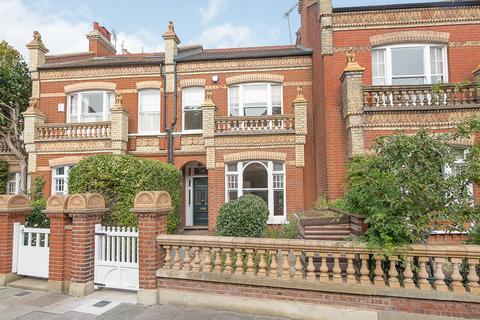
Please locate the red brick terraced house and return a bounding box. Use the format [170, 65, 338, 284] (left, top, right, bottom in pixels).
[16, 21, 313, 232]
[1, 0, 480, 236]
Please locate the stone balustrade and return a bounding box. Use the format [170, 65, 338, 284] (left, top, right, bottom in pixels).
[157, 235, 480, 295]
[363, 83, 480, 111]
[215, 115, 295, 133]
[37, 122, 111, 140]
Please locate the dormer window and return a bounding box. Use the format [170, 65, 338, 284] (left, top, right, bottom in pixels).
[228, 83, 282, 116]
[67, 91, 115, 123]
[372, 44, 448, 85]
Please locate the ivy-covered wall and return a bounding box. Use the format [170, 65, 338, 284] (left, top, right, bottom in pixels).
[0, 159, 8, 194]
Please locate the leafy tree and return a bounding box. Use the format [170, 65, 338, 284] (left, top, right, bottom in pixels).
[0, 41, 31, 193]
[25, 176, 49, 228]
[0, 159, 8, 194]
[342, 129, 478, 249]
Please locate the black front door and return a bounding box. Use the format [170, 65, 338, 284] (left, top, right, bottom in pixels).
[193, 177, 208, 226]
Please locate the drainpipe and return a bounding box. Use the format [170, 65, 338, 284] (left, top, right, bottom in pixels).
[162, 67, 167, 132]
[167, 64, 178, 164]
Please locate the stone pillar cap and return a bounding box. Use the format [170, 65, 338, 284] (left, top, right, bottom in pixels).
[202, 89, 217, 109]
[132, 191, 172, 211]
[0, 195, 31, 210]
[162, 21, 180, 44]
[23, 98, 46, 118]
[66, 193, 106, 211]
[26, 31, 49, 53]
[293, 86, 307, 104]
[44, 195, 69, 213]
[343, 51, 365, 73]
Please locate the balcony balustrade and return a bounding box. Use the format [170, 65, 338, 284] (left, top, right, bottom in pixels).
[214, 115, 295, 134]
[363, 83, 480, 111]
[37, 122, 111, 141]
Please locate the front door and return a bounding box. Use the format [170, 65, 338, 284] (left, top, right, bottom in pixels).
[193, 177, 208, 226]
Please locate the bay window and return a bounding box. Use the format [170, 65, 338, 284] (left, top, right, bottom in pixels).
[228, 83, 283, 116]
[225, 161, 286, 223]
[372, 44, 448, 85]
[67, 91, 114, 123]
[182, 87, 205, 132]
[138, 89, 161, 134]
[52, 165, 73, 195]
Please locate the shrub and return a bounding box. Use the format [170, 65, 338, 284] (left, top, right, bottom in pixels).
[26, 177, 49, 228]
[266, 219, 298, 239]
[216, 194, 269, 238]
[0, 159, 8, 194]
[68, 155, 182, 233]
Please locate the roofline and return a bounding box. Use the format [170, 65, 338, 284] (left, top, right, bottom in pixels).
[177, 48, 313, 63]
[38, 59, 164, 70]
[333, 0, 480, 13]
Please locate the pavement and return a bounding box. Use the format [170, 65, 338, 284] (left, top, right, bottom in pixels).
[0, 286, 290, 320]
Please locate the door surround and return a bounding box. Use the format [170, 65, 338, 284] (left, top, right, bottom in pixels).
[184, 163, 208, 227]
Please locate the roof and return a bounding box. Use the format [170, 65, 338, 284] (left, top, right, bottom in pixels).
[333, 0, 480, 13]
[39, 45, 312, 70]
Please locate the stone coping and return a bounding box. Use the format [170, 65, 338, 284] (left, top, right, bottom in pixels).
[156, 269, 480, 304]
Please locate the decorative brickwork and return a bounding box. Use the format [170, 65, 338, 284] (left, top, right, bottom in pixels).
[369, 30, 450, 47]
[225, 74, 284, 85]
[180, 78, 206, 88]
[48, 156, 85, 167]
[136, 81, 162, 90]
[64, 81, 116, 93]
[223, 151, 286, 163]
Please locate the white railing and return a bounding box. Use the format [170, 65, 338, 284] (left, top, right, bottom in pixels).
[94, 225, 139, 290]
[16, 226, 50, 278]
[37, 122, 111, 140]
[215, 115, 295, 133]
[157, 235, 480, 295]
[363, 84, 480, 111]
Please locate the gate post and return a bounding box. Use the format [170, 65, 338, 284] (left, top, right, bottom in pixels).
[0, 195, 31, 286]
[66, 193, 107, 297]
[131, 191, 172, 305]
[44, 195, 72, 294]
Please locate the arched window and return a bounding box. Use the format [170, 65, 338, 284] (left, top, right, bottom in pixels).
[372, 44, 448, 85]
[226, 161, 286, 224]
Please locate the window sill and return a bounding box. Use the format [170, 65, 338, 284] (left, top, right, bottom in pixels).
[181, 130, 204, 135]
[130, 132, 166, 137]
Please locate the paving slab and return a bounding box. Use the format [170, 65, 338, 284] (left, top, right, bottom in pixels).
[73, 299, 122, 316]
[8, 278, 48, 292]
[53, 311, 97, 320]
[15, 311, 58, 320]
[0, 304, 38, 320]
[170, 305, 220, 320]
[24, 293, 69, 307]
[96, 303, 148, 320]
[133, 303, 184, 320]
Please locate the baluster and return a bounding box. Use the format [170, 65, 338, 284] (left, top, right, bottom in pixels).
[213, 248, 222, 273]
[380, 92, 386, 108]
[182, 246, 192, 271]
[163, 245, 172, 269]
[192, 247, 201, 272]
[417, 256, 432, 290]
[172, 245, 181, 271]
[402, 256, 415, 289]
[373, 254, 385, 286]
[203, 247, 212, 273]
[450, 257, 465, 293]
[293, 251, 303, 280]
[468, 88, 475, 104]
[407, 90, 414, 106]
[392, 90, 399, 108]
[422, 90, 429, 106]
[245, 249, 255, 276]
[461, 88, 467, 104]
[332, 253, 342, 284]
[224, 248, 232, 273]
[280, 250, 290, 279]
[257, 249, 267, 277]
[269, 249, 278, 278]
[388, 256, 400, 288]
[446, 88, 453, 106]
[466, 258, 480, 294]
[346, 253, 356, 285]
[433, 257, 448, 292]
[319, 252, 329, 283]
[386, 91, 392, 107]
[363, 92, 370, 108]
[399, 90, 407, 108]
[306, 251, 316, 281]
[234, 248, 243, 275]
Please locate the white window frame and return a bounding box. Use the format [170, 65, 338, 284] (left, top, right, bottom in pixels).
[138, 89, 161, 135]
[228, 83, 283, 117]
[225, 160, 286, 224]
[66, 91, 114, 123]
[7, 173, 20, 195]
[372, 44, 448, 85]
[182, 87, 205, 133]
[51, 165, 73, 195]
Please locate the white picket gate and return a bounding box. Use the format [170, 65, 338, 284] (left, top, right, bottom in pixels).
[15, 224, 50, 278]
[94, 225, 139, 290]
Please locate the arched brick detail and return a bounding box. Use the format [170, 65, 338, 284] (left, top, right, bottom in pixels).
[64, 81, 116, 93]
[180, 78, 206, 88]
[49, 156, 84, 168]
[226, 74, 284, 86]
[370, 31, 450, 47]
[223, 151, 286, 163]
[136, 81, 162, 90]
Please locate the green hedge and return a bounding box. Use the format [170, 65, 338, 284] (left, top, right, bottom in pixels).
[26, 177, 49, 228]
[216, 194, 269, 238]
[68, 155, 182, 233]
[0, 159, 8, 194]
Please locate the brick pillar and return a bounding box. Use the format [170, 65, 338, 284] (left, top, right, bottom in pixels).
[202, 89, 217, 170]
[341, 51, 365, 158]
[0, 195, 31, 286]
[293, 86, 307, 168]
[66, 193, 107, 297]
[44, 195, 72, 294]
[110, 94, 129, 155]
[131, 191, 172, 305]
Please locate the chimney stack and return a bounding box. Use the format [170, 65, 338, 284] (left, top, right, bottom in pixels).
[162, 21, 180, 65]
[86, 21, 116, 56]
[26, 31, 49, 99]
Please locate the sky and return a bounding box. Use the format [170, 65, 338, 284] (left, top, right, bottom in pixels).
[0, 0, 442, 58]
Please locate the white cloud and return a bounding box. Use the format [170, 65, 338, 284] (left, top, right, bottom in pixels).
[197, 23, 258, 48]
[0, 0, 164, 59]
[198, 0, 227, 26]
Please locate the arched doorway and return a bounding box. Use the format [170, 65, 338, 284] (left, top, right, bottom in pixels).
[184, 162, 208, 227]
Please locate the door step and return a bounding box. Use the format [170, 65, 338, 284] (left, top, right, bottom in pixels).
[184, 226, 209, 230]
[7, 277, 48, 292]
